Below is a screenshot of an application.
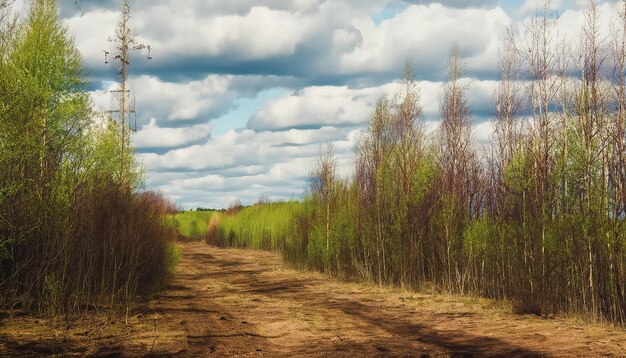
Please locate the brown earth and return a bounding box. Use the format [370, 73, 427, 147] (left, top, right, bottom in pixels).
[1, 241, 625, 357]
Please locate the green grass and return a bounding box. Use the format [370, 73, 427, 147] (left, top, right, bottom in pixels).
[169, 210, 218, 238]
[216, 201, 302, 250]
[166, 242, 182, 274]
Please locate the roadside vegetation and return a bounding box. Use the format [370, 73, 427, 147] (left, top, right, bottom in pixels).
[213, 0, 626, 326]
[213, 201, 301, 250]
[0, 0, 176, 314]
[169, 210, 219, 239]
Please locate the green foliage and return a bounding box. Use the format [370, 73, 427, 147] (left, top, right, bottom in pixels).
[410, 156, 436, 204]
[166, 242, 182, 275]
[170, 210, 216, 238]
[462, 217, 491, 254]
[135, 2, 626, 326]
[0, 0, 175, 314]
[87, 119, 144, 188]
[214, 47, 626, 326]
[503, 149, 532, 193]
[215, 201, 301, 250]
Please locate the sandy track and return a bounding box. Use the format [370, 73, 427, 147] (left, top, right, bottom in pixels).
[1, 241, 625, 357]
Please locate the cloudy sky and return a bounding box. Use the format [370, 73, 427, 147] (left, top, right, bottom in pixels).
[43, 0, 623, 208]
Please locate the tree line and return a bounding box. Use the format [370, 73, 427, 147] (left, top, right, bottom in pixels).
[0, 0, 176, 314]
[216, 0, 626, 325]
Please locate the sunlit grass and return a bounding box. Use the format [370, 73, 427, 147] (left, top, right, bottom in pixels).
[170, 210, 217, 238]
[166, 242, 182, 274]
[216, 201, 302, 250]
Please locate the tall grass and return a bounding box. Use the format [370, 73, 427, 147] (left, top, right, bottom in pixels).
[213, 201, 301, 251]
[169, 210, 217, 239]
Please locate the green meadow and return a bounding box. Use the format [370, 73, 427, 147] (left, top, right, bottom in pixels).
[170, 210, 219, 239]
[214, 201, 301, 250]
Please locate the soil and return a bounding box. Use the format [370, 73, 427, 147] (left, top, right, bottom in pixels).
[1, 241, 625, 357]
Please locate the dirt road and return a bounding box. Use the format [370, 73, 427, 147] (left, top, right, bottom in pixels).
[1, 241, 625, 357]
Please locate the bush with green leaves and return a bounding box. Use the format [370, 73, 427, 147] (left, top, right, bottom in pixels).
[0, 0, 175, 313]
